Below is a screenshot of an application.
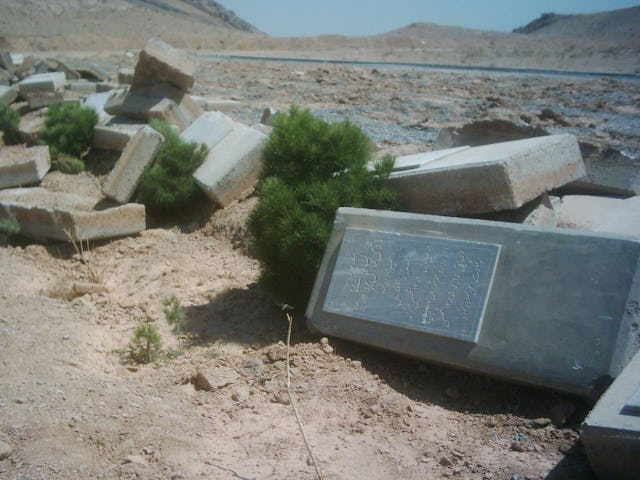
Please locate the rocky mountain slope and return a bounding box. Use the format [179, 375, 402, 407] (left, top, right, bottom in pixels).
[513, 6, 640, 42]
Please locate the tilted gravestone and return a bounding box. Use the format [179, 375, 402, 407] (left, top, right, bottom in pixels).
[306, 207, 640, 397]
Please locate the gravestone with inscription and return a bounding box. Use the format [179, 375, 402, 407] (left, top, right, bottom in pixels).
[582, 348, 640, 479]
[306, 207, 640, 397]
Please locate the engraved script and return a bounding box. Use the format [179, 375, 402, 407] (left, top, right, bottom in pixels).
[323, 228, 500, 342]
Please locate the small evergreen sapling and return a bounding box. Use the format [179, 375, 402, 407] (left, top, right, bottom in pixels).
[248, 106, 396, 307]
[38, 102, 98, 173]
[0, 103, 20, 145]
[135, 120, 208, 216]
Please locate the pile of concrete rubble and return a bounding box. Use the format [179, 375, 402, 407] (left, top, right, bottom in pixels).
[0, 38, 266, 241]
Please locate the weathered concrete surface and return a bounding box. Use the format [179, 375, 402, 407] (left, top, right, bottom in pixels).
[0, 85, 18, 105]
[473, 194, 557, 228]
[193, 123, 266, 207]
[582, 348, 640, 480]
[83, 91, 113, 123]
[117, 83, 202, 131]
[18, 112, 46, 144]
[19, 72, 66, 95]
[118, 67, 134, 85]
[0, 187, 146, 242]
[67, 80, 98, 94]
[103, 88, 128, 115]
[566, 145, 640, 196]
[180, 111, 234, 149]
[189, 96, 244, 113]
[307, 207, 640, 397]
[556, 195, 640, 238]
[132, 38, 194, 92]
[102, 125, 164, 203]
[435, 119, 549, 149]
[93, 123, 144, 151]
[0, 146, 51, 189]
[388, 134, 585, 215]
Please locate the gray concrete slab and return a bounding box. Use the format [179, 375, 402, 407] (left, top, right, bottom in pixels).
[0, 85, 18, 105]
[306, 207, 640, 397]
[93, 123, 144, 151]
[102, 126, 164, 203]
[118, 67, 134, 85]
[0, 146, 51, 189]
[83, 91, 114, 123]
[0, 187, 145, 242]
[387, 134, 585, 215]
[556, 195, 640, 238]
[567, 147, 640, 197]
[18, 72, 66, 95]
[193, 123, 266, 207]
[180, 111, 234, 150]
[67, 80, 98, 95]
[117, 83, 202, 131]
[18, 112, 46, 144]
[132, 38, 194, 92]
[0, 51, 14, 72]
[582, 348, 640, 480]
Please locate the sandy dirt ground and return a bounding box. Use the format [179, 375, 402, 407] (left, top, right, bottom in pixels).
[2, 53, 640, 479]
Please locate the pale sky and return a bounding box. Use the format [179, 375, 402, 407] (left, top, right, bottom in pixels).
[220, 0, 640, 37]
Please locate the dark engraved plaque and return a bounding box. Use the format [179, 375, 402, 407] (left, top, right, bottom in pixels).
[323, 228, 501, 342]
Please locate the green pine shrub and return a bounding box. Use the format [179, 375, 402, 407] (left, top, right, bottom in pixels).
[0, 103, 21, 145]
[38, 102, 98, 161]
[129, 323, 162, 364]
[135, 120, 208, 216]
[56, 155, 85, 174]
[248, 106, 396, 307]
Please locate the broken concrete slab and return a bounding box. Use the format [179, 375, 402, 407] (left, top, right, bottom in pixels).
[0, 187, 145, 242]
[435, 119, 549, 149]
[118, 67, 134, 85]
[203, 98, 243, 112]
[132, 38, 195, 92]
[67, 80, 98, 95]
[102, 125, 164, 203]
[103, 88, 129, 115]
[180, 111, 234, 150]
[75, 63, 110, 83]
[18, 112, 46, 144]
[193, 123, 266, 207]
[556, 195, 640, 238]
[117, 83, 202, 131]
[25, 91, 65, 109]
[93, 123, 144, 151]
[0, 146, 51, 189]
[0, 85, 18, 105]
[0, 51, 14, 72]
[83, 91, 115, 123]
[473, 194, 557, 228]
[19, 72, 66, 95]
[388, 134, 585, 215]
[307, 207, 640, 397]
[565, 145, 640, 197]
[582, 348, 640, 480]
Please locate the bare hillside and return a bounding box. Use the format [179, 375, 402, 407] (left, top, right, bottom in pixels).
[513, 6, 640, 42]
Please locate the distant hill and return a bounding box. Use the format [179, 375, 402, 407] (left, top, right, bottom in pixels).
[513, 6, 640, 42]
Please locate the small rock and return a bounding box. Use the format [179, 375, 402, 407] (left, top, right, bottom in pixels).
[322, 345, 334, 354]
[266, 344, 287, 363]
[273, 391, 290, 405]
[0, 440, 13, 460]
[532, 417, 552, 428]
[510, 442, 525, 452]
[439, 455, 453, 467]
[320, 337, 329, 345]
[123, 454, 147, 466]
[231, 385, 251, 402]
[351, 360, 362, 368]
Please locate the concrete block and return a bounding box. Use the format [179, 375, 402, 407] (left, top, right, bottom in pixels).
[582, 348, 640, 480]
[388, 134, 585, 215]
[204, 99, 243, 112]
[180, 111, 234, 150]
[435, 119, 549, 149]
[306, 207, 640, 397]
[102, 125, 164, 203]
[18, 112, 46, 144]
[25, 91, 65, 109]
[132, 38, 194, 92]
[0, 51, 14, 72]
[96, 82, 119, 93]
[67, 80, 98, 94]
[0, 146, 51, 189]
[473, 194, 557, 228]
[0, 187, 145, 242]
[76, 63, 110, 82]
[556, 195, 640, 238]
[117, 83, 202, 131]
[118, 67, 134, 85]
[193, 123, 266, 207]
[103, 88, 129, 115]
[19, 72, 66, 95]
[83, 91, 118, 123]
[93, 123, 144, 151]
[567, 146, 640, 196]
[0, 85, 18, 105]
